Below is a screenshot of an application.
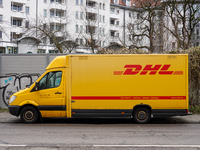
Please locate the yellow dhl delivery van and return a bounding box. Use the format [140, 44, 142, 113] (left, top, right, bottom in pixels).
[8, 54, 190, 123]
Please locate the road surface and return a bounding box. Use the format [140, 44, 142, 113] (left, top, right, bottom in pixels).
[0, 115, 200, 150]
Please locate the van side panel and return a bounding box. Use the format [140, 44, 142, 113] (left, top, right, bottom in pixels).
[70, 55, 188, 117]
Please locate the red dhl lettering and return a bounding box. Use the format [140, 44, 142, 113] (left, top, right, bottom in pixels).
[114, 64, 183, 75]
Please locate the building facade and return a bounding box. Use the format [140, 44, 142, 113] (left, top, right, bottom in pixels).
[0, 0, 190, 54]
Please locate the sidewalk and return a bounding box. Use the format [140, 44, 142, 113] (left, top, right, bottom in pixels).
[0, 111, 200, 124]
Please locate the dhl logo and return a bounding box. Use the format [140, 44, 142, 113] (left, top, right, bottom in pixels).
[114, 64, 183, 75]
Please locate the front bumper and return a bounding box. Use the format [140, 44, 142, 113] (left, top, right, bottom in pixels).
[8, 105, 20, 117]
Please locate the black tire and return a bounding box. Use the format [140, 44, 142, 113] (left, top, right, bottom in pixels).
[20, 106, 38, 123]
[133, 107, 151, 124]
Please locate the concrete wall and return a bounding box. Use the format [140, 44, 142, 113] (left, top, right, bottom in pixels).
[0, 54, 64, 108]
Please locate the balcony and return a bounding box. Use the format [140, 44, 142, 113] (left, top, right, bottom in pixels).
[11, 11, 25, 19]
[49, 17, 67, 24]
[50, 2, 66, 10]
[110, 24, 119, 31]
[86, 12, 97, 21]
[110, 13, 119, 19]
[11, 0, 26, 4]
[10, 26, 23, 34]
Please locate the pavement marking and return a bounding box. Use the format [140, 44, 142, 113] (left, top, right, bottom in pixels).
[0, 144, 26, 147]
[94, 145, 200, 148]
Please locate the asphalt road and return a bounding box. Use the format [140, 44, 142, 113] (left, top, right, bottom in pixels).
[0, 114, 200, 150]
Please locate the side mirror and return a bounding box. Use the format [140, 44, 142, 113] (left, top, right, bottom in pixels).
[35, 82, 39, 91]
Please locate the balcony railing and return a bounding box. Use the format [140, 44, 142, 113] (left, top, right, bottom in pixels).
[50, 2, 66, 10]
[11, 0, 26, 4]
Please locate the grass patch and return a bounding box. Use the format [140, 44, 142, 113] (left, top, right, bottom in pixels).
[189, 105, 200, 114]
[0, 108, 8, 112]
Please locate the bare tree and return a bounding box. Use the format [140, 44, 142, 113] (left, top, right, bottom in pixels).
[24, 12, 77, 53]
[126, 0, 163, 53]
[163, 0, 200, 50]
[78, 3, 109, 53]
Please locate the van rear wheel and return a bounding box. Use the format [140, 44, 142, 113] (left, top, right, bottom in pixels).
[20, 106, 38, 123]
[133, 107, 151, 124]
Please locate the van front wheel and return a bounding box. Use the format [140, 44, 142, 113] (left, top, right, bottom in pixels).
[20, 106, 38, 123]
[133, 107, 151, 124]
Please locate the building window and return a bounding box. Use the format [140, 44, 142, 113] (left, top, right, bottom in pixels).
[50, 24, 54, 31]
[103, 4, 105, 10]
[76, 0, 79, 5]
[116, 10, 119, 14]
[75, 38, 79, 44]
[56, 11, 61, 17]
[80, 39, 83, 45]
[43, 24, 47, 30]
[44, 9, 47, 17]
[80, 12, 83, 19]
[50, 0, 54, 3]
[25, 21, 29, 28]
[0, 15, 2, 22]
[7, 47, 18, 54]
[80, 0, 83, 5]
[99, 15, 101, 22]
[99, 3, 102, 9]
[42, 37, 46, 44]
[44, 0, 47, 3]
[10, 32, 22, 41]
[129, 12, 131, 18]
[0, 0, 2, 7]
[172, 42, 176, 49]
[103, 16, 105, 23]
[11, 19, 22, 27]
[111, 8, 114, 13]
[26, 7, 29, 14]
[76, 11, 79, 19]
[80, 25, 83, 33]
[0, 47, 5, 53]
[50, 10, 54, 17]
[56, 0, 62, 4]
[103, 28, 105, 35]
[137, 13, 140, 19]
[0, 31, 2, 38]
[110, 20, 114, 25]
[116, 21, 119, 26]
[11, 4, 22, 12]
[56, 24, 61, 31]
[49, 50, 58, 53]
[76, 25, 79, 33]
[116, 33, 119, 38]
[110, 31, 114, 37]
[38, 49, 46, 53]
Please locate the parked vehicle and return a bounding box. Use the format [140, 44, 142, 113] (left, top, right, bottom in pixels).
[8, 54, 190, 123]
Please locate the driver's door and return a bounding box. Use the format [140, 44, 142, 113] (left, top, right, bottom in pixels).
[36, 70, 65, 117]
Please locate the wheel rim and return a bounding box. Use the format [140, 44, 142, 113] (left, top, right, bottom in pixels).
[137, 111, 147, 120]
[24, 111, 34, 121]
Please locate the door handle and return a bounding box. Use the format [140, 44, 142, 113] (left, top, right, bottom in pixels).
[55, 92, 62, 94]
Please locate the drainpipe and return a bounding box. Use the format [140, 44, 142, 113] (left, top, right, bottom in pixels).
[36, 0, 38, 37]
[123, 8, 126, 47]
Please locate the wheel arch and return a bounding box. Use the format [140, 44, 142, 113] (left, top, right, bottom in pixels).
[19, 104, 41, 118]
[132, 104, 152, 115]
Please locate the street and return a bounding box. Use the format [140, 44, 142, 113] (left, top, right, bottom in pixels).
[0, 113, 200, 150]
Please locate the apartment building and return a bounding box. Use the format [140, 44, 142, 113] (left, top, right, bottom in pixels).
[0, 0, 164, 54]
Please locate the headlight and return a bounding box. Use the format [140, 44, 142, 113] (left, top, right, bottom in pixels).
[9, 96, 17, 104]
